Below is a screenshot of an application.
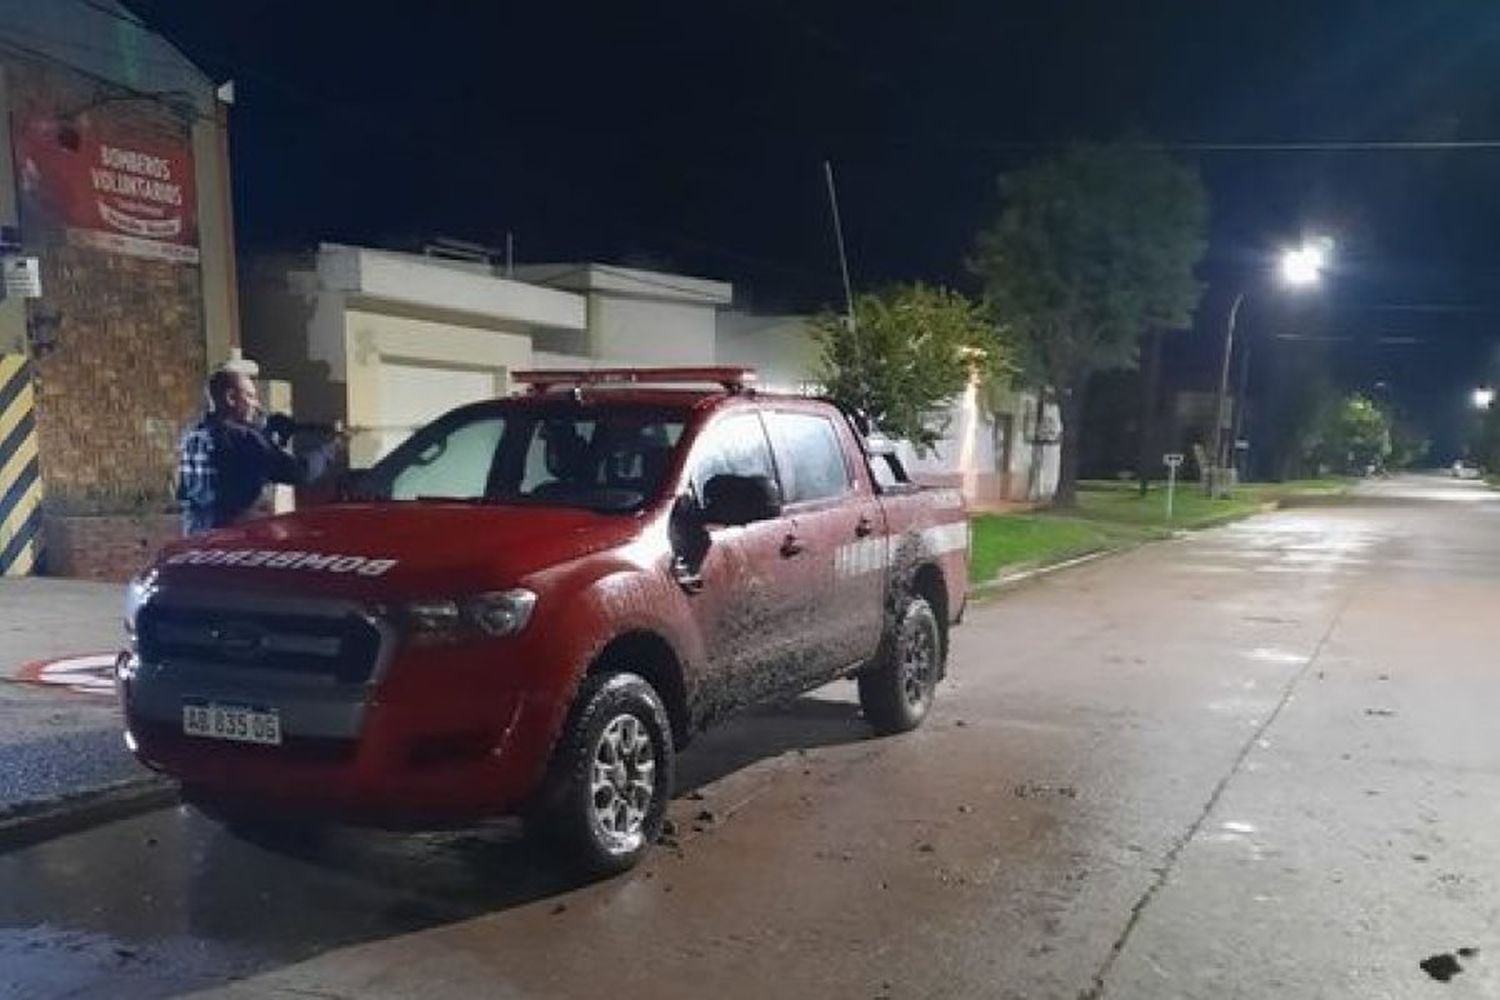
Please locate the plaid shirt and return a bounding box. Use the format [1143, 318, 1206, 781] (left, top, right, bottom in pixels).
[177, 418, 220, 536]
[177, 413, 334, 536]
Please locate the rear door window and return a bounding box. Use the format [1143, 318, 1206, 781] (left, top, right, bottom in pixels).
[765, 411, 852, 505]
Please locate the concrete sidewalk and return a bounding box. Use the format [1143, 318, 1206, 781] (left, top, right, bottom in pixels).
[0, 578, 153, 826]
[0, 578, 125, 679]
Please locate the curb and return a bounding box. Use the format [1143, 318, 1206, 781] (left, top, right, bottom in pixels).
[971, 547, 1118, 596]
[968, 496, 1297, 597]
[0, 775, 178, 853]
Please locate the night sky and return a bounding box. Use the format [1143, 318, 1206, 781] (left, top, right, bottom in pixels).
[126, 0, 1500, 455]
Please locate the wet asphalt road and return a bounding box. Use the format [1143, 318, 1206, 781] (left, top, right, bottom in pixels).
[2, 474, 1498, 999]
[0, 727, 140, 812]
[0, 576, 133, 816]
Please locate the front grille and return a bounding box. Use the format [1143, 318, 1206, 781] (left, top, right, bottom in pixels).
[138, 603, 383, 685]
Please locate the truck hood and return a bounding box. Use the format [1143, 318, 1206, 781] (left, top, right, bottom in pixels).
[151, 502, 645, 598]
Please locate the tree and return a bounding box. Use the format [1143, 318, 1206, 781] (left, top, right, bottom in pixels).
[1262, 353, 1337, 481]
[812, 283, 1011, 453]
[1312, 393, 1391, 474]
[970, 142, 1209, 505]
[1388, 411, 1431, 470]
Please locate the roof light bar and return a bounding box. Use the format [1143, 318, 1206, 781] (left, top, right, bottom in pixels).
[513, 367, 758, 394]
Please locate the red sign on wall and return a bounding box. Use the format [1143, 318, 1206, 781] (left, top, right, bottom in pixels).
[13, 115, 199, 265]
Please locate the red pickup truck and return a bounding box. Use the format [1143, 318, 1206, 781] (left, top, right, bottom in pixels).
[119, 368, 969, 872]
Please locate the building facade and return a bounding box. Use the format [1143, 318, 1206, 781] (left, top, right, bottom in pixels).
[243, 247, 732, 470]
[0, 1, 238, 579]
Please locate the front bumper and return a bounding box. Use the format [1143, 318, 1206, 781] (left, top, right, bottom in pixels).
[119, 589, 562, 826]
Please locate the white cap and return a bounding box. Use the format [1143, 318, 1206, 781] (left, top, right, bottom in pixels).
[220, 346, 260, 377]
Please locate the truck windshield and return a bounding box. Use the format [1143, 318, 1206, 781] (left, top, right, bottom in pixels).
[354, 403, 688, 513]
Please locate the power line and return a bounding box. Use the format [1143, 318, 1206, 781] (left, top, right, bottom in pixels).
[1171, 139, 1500, 152]
[1338, 302, 1500, 313]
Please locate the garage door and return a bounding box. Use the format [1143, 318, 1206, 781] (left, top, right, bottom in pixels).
[375, 363, 501, 460]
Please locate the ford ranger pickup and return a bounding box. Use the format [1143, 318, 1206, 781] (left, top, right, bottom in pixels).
[118, 367, 970, 873]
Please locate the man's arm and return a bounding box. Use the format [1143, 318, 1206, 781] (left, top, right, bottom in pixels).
[244, 425, 339, 486]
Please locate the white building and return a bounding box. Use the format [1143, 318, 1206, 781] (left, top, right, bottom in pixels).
[242, 244, 1057, 507]
[243, 245, 730, 468]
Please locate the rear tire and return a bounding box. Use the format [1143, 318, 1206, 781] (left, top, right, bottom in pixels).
[527, 672, 675, 876]
[858, 596, 942, 735]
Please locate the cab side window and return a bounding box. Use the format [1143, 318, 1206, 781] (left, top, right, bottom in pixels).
[687, 413, 777, 501]
[765, 411, 852, 505]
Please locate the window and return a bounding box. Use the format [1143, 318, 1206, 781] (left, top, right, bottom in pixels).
[687, 413, 776, 499]
[388, 416, 506, 500]
[361, 403, 687, 512]
[765, 411, 851, 504]
[869, 452, 909, 491]
[520, 417, 599, 494]
[514, 413, 684, 507]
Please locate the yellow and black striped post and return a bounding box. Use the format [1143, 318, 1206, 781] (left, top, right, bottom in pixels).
[0, 355, 43, 575]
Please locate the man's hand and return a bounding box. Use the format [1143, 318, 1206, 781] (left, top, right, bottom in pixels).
[263, 412, 298, 448]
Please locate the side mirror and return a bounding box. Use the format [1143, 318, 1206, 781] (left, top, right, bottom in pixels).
[702, 473, 782, 526]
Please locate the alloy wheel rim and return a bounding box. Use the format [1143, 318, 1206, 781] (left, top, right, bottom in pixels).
[901, 619, 936, 708]
[589, 713, 657, 852]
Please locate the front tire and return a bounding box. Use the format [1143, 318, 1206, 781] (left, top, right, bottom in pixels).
[858, 596, 942, 735]
[529, 672, 675, 876]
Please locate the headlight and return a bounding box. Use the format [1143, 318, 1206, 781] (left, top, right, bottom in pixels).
[123, 571, 157, 639]
[466, 590, 538, 636]
[390, 589, 537, 645]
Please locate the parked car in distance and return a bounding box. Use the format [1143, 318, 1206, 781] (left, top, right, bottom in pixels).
[1452, 459, 1482, 480]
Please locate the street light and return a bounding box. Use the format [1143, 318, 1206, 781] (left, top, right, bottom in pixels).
[1209, 238, 1333, 495]
[1279, 243, 1329, 286]
[1473, 386, 1495, 410]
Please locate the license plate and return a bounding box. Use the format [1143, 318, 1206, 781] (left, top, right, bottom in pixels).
[182, 702, 282, 746]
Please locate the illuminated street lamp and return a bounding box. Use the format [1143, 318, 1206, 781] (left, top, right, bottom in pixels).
[1279, 241, 1330, 286]
[1209, 238, 1333, 495]
[1473, 386, 1495, 410]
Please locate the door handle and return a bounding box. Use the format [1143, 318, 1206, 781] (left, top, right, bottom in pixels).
[780, 534, 805, 558]
[855, 516, 875, 538]
[671, 556, 704, 594]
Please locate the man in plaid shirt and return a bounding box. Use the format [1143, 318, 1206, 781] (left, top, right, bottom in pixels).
[177, 369, 338, 536]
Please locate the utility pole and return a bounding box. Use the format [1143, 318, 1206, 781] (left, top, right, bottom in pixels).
[1209, 291, 1246, 496]
[1135, 328, 1165, 495]
[1231, 340, 1253, 480]
[214, 81, 241, 358]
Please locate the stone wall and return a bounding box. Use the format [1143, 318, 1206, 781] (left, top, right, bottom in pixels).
[43, 513, 180, 582]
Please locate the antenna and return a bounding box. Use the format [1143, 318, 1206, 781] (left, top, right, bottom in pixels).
[823, 161, 858, 336]
[824, 160, 866, 407]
